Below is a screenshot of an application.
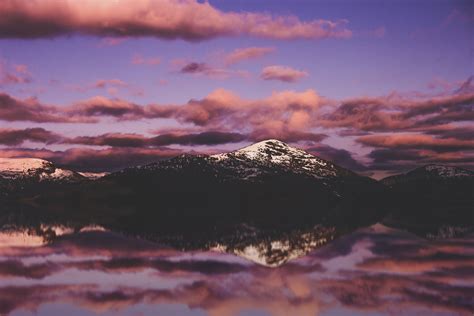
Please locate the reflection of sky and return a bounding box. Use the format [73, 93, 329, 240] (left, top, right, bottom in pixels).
[0, 225, 472, 316]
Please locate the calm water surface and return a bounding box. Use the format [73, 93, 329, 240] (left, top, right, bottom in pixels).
[0, 224, 472, 316]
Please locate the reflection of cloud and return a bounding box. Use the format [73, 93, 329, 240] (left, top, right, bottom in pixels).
[0, 226, 471, 315]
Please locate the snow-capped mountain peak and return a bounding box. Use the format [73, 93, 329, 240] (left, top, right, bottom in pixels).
[420, 164, 473, 178]
[0, 157, 53, 173]
[211, 139, 352, 179]
[213, 139, 316, 163]
[0, 157, 84, 182]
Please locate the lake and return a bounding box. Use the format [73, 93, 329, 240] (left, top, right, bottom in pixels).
[0, 224, 472, 316]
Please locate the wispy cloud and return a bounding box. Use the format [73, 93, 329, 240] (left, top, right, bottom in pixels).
[261, 65, 308, 82]
[131, 54, 161, 66]
[224, 47, 275, 65]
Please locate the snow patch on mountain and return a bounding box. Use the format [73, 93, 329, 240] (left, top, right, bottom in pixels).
[78, 172, 108, 179]
[0, 157, 84, 182]
[0, 158, 53, 175]
[422, 165, 473, 178]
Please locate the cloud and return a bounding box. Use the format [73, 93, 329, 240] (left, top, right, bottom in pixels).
[175, 89, 322, 130]
[320, 96, 406, 132]
[0, 60, 32, 85]
[321, 90, 474, 132]
[0, 227, 472, 316]
[69, 79, 145, 97]
[180, 62, 211, 74]
[367, 148, 474, 172]
[131, 54, 161, 66]
[99, 37, 128, 46]
[306, 144, 368, 171]
[0, 0, 352, 41]
[261, 65, 308, 82]
[67, 131, 248, 148]
[224, 47, 275, 65]
[151, 131, 247, 146]
[250, 130, 327, 144]
[67, 133, 148, 148]
[67, 96, 175, 121]
[0, 260, 59, 279]
[93, 79, 128, 89]
[0, 128, 62, 145]
[0, 92, 70, 123]
[0, 147, 181, 171]
[356, 134, 474, 153]
[423, 125, 474, 140]
[178, 62, 248, 79]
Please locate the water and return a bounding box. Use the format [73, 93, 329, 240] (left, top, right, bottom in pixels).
[0, 224, 472, 316]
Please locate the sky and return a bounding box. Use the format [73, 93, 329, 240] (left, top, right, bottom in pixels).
[0, 0, 472, 178]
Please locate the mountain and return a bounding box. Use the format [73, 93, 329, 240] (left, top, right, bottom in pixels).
[211, 139, 353, 180]
[1, 141, 472, 264]
[381, 164, 474, 238]
[382, 164, 473, 186]
[74, 140, 387, 240]
[0, 140, 388, 251]
[0, 158, 85, 182]
[0, 157, 92, 209]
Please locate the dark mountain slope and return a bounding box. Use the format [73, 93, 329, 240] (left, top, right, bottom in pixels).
[381, 165, 474, 238]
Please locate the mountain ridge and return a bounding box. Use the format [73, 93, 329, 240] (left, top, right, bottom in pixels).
[0, 139, 472, 243]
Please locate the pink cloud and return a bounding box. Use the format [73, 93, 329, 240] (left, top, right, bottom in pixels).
[0, 128, 62, 146]
[93, 79, 128, 89]
[357, 133, 474, 152]
[175, 88, 322, 129]
[261, 65, 308, 82]
[99, 37, 128, 46]
[0, 92, 72, 123]
[131, 54, 161, 66]
[224, 47, 275, 65]
[0, 60, 32, 85]
[0, 0, 352, 41]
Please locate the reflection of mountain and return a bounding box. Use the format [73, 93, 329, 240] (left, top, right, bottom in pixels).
[0, 140, 473, 257]
[0, 222, 472, 316]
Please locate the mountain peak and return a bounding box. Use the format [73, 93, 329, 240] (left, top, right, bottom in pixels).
[0, 157, 54, 174]
[0, 157, 84, 181]
[381, 164, 473, 185]
[212, 139, 310, 162]
[235, 139, 293, 155]
[211, 139, 351, 179]
[417, 164, 473, 178]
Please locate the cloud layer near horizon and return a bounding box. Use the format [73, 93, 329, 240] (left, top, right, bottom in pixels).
[0, 0, 352, 41]
[0, 76, 472, 175]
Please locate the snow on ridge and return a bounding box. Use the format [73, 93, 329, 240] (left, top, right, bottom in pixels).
[78, 171, 108, 179]
[0, 157, 52, 173]
[422, 164, 472, 178]
[0, 157, 83, 181]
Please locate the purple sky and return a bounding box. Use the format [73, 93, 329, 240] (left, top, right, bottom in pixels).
[0, 0, 472, 178]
